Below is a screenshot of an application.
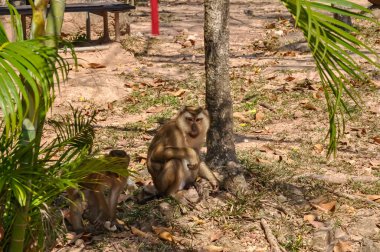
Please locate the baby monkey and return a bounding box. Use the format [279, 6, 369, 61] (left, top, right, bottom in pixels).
[147, 106, 219, 198]
[67, 150, 130, 233]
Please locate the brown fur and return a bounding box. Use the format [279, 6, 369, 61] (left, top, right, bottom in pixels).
[67, 150, 130, 233]
[147, 106, 218, 197]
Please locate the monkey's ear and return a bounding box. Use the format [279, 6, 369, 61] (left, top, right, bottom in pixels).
[203, 108, 209, 117]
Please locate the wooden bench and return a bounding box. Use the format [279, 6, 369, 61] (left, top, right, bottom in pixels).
[0, 2, 135, 41]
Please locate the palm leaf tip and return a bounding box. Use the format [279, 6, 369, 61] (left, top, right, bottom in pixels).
[281, 0, 380, 156]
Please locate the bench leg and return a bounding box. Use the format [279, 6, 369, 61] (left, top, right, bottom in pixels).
[21, 15, 26, 40]
[102, 12, 109, 41]
[86, 12, 91, 41]
[115, 12, 120, 42]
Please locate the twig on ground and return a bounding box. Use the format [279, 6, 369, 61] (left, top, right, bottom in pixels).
[259, 102, 276, 112]
[293, 173, 379, 184]
[58, 45, 110, 53]
[260, 219, 284, 252]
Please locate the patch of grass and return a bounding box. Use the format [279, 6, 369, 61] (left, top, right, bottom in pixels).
[281, 235, 304, 252]
[121, 35, 149, 55]
[238, 150, 293, 185]
[146, 110, 174, 125]
[122, 200, 162, 225]
[123, 90, 181, 114]
[348, 181, 380, 195]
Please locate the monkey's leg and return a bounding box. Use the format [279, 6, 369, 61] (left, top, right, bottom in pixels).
[67, 188, 85, 233]
[155, 159, 185, 196]
[108, 176, 127, 221]
[88, 190, 111, 226]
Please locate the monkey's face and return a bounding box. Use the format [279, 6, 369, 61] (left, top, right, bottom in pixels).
[178, 107, 210, 138]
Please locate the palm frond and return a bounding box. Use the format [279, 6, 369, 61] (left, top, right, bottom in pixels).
[0, 14, 70, 137]
[42, 106, 97, 165]
[281, 0, 379, 155]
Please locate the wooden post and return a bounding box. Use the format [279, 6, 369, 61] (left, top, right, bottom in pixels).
[115, 12, 120, 41]
[150, 0, 159, 35]
[86, 12, 91, 40]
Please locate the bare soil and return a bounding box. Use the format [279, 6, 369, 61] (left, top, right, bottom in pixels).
[50, 0, 380, 251]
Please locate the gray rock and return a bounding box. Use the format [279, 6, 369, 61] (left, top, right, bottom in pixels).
[348, 217, 380, 238]
[312, 229, 332, 252]
[361, 238, 380, 252]
[158, 202, 173, 217]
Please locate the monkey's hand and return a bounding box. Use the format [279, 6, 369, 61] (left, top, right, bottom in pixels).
[187, 149, 200, 170]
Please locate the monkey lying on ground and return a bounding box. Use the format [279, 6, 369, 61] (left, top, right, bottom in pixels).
[67, 150, 130, 233]
[146, 106, 219, 200]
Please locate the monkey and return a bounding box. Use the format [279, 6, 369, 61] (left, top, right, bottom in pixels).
[67, 150, 130, 233]
[147, 106, 219, 199]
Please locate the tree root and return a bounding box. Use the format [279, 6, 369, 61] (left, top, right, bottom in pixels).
[327, 189, 380, 208]
[260, 219, 285, 252]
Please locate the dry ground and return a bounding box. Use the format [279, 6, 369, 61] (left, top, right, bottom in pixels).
[48, 0, 380, 251]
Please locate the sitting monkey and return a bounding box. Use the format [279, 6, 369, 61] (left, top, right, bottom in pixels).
[146, 106, 219, 199]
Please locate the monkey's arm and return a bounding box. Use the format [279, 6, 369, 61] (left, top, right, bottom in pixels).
[199, 162, 219, 189]
[150, 145, 199, 165]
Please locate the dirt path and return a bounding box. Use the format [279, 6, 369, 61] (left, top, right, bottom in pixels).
[52, 1, 380, 251]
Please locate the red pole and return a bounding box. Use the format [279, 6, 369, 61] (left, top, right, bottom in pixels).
[150, 0, 159, 36]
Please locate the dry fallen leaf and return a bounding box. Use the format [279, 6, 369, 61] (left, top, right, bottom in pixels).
[259, 145, 274, 153]
[87, 62, 106, 69]
[362, 194, 380, 202]
[314, 144, 324, 154]
[303, 214, 316, 222]
[333, 240, 352, 252]
[282, 51, 296, 57]
[304, 214, 325, 228]
[146, 106, 165, 113]
[173, 89, 187, 97]
[373, 136, 380, 144]
[303, 103, 318, 111]
[152, 226, 172, 235]
[209, 231, 223, 242]
[233, 112, 252, 124]
[311, 200, 337, 213]
[309, 220, 325, 229]
[191, 216, 206, 225]
[158, 231, 174, 242]
[284, 76, 295, 82]
[369, 159, 380, 168]
[202, 245, 224, 252]
[255, 111, 265, 121]
[131, 227, 148, 238]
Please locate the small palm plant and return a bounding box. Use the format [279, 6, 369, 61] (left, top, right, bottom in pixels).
[0, 3, 130, 251]
[281, 0, 380, 155]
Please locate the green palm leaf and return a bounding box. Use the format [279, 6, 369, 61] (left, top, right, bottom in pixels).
[0, 29, 69, 137]
[281, 0, 379, 155]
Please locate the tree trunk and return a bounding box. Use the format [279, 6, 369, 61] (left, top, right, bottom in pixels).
[204, 0, 237, 167]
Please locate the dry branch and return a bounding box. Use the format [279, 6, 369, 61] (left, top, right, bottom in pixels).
[58, 45, 110, 53]
[293, 173, 379, 184]
[260, 219, 284, 252]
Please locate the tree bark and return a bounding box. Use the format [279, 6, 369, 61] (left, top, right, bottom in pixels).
[204, 0, 237, 167]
